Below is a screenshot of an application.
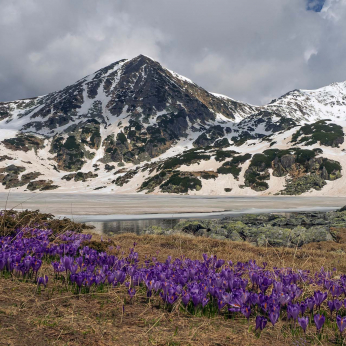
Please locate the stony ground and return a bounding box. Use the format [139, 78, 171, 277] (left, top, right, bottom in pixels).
[142, 209, 346, 248]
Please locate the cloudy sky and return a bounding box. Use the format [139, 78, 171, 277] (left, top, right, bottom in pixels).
[0, 0, 345, 105]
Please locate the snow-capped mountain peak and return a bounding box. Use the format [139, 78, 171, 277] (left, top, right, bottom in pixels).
[1, 54, 346, 196]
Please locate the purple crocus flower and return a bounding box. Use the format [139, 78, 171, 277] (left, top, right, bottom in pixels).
[70, 264, 78, 274]
[324, 280, 332, 290]
[240, 305, 251, 321]
[202, 297, 209, 307]
[250, 293, 259, 306]
[75, 274, 84, 288]
[298, 316, 309, 333]
[128, 288, 136, 298]
[153, 281, 161, 291]
[192, 294, 202, 306]
[282, 274, 292, 286]
[287, 303, 300, 321]
[314, 291, 327, 309]
[255, 316, 267, 331]
[218, 298, 226, 310]
[32, 259, 42, 273]
[114, 270, 126, 284]
[269, 305, 280, 326]
[334, 299, 343, 311]
[76, 257, 83, 268]
[62, 256, 72, 272]
[249, 272, 258, 285]
[300, 301, 307, 315]
[327, 299, 342, 314]
[330, 284, 343, 297]
[167, 293, 178, 305]
[278, 292, 291, 306]
[261, 301, 269, 313]
[258, 277, 272, 294]
[327, 300, 335, 313]
[37, 275, 48, 288]
[215, 259, 225, 269]
[337, 315, 346, 334]
[273, 281, 283, 293]
[306, 296, 315, 311]
[314, 314, 325, 331]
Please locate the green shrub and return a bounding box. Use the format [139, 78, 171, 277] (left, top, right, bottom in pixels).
[253, 181, 269, 190]
[292, 120, 344, 147]
[215, 150, 238, 162]
[117, 132, 127, 144]
[250, 154, 271, 168]
[162, 151, 211, 170]
[231, 153, 252, 165]
[322, 159, 342, 174]
[160, 173, 202, 193]
[63, 136, 79, 150]
[295, 149, 316, 165]
[200, 172, 217, 180]
[217, 165, 241, 178]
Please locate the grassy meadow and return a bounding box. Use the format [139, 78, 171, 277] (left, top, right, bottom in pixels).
[1, 210, 346, 345]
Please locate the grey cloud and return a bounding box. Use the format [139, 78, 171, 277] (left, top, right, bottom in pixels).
[0, 0, 345, 105]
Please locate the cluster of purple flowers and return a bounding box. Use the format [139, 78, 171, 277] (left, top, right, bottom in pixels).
[0, 228, 91, 282]
[2, 228, 346, 337]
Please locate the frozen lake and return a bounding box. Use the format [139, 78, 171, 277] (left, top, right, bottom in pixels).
[1, 192, 345, 235]
[0, 192, 345, 218]
[1, 193, 345, 216]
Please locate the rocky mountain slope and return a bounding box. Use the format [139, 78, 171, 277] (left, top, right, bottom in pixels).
[1, 54, 346, 196]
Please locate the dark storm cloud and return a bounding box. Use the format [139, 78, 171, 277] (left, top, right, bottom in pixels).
[0, 0, 345, 105]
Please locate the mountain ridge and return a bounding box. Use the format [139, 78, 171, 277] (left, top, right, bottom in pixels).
[1, 54, 346, 196]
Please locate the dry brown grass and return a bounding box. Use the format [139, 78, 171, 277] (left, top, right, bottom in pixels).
[1, 232, 346, 346]
[0, 209, 94, 237]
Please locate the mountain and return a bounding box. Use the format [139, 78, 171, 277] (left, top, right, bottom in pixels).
[1, 54, 346, 196]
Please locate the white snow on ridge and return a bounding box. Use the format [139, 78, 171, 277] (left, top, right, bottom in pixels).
[263, 81, 346, 123]
[211, 92, 258, 108]
[166, 69, 195, 84]
[211, 92, 234, 100]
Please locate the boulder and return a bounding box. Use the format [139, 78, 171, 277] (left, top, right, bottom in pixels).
[280, 154, 295, 169]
